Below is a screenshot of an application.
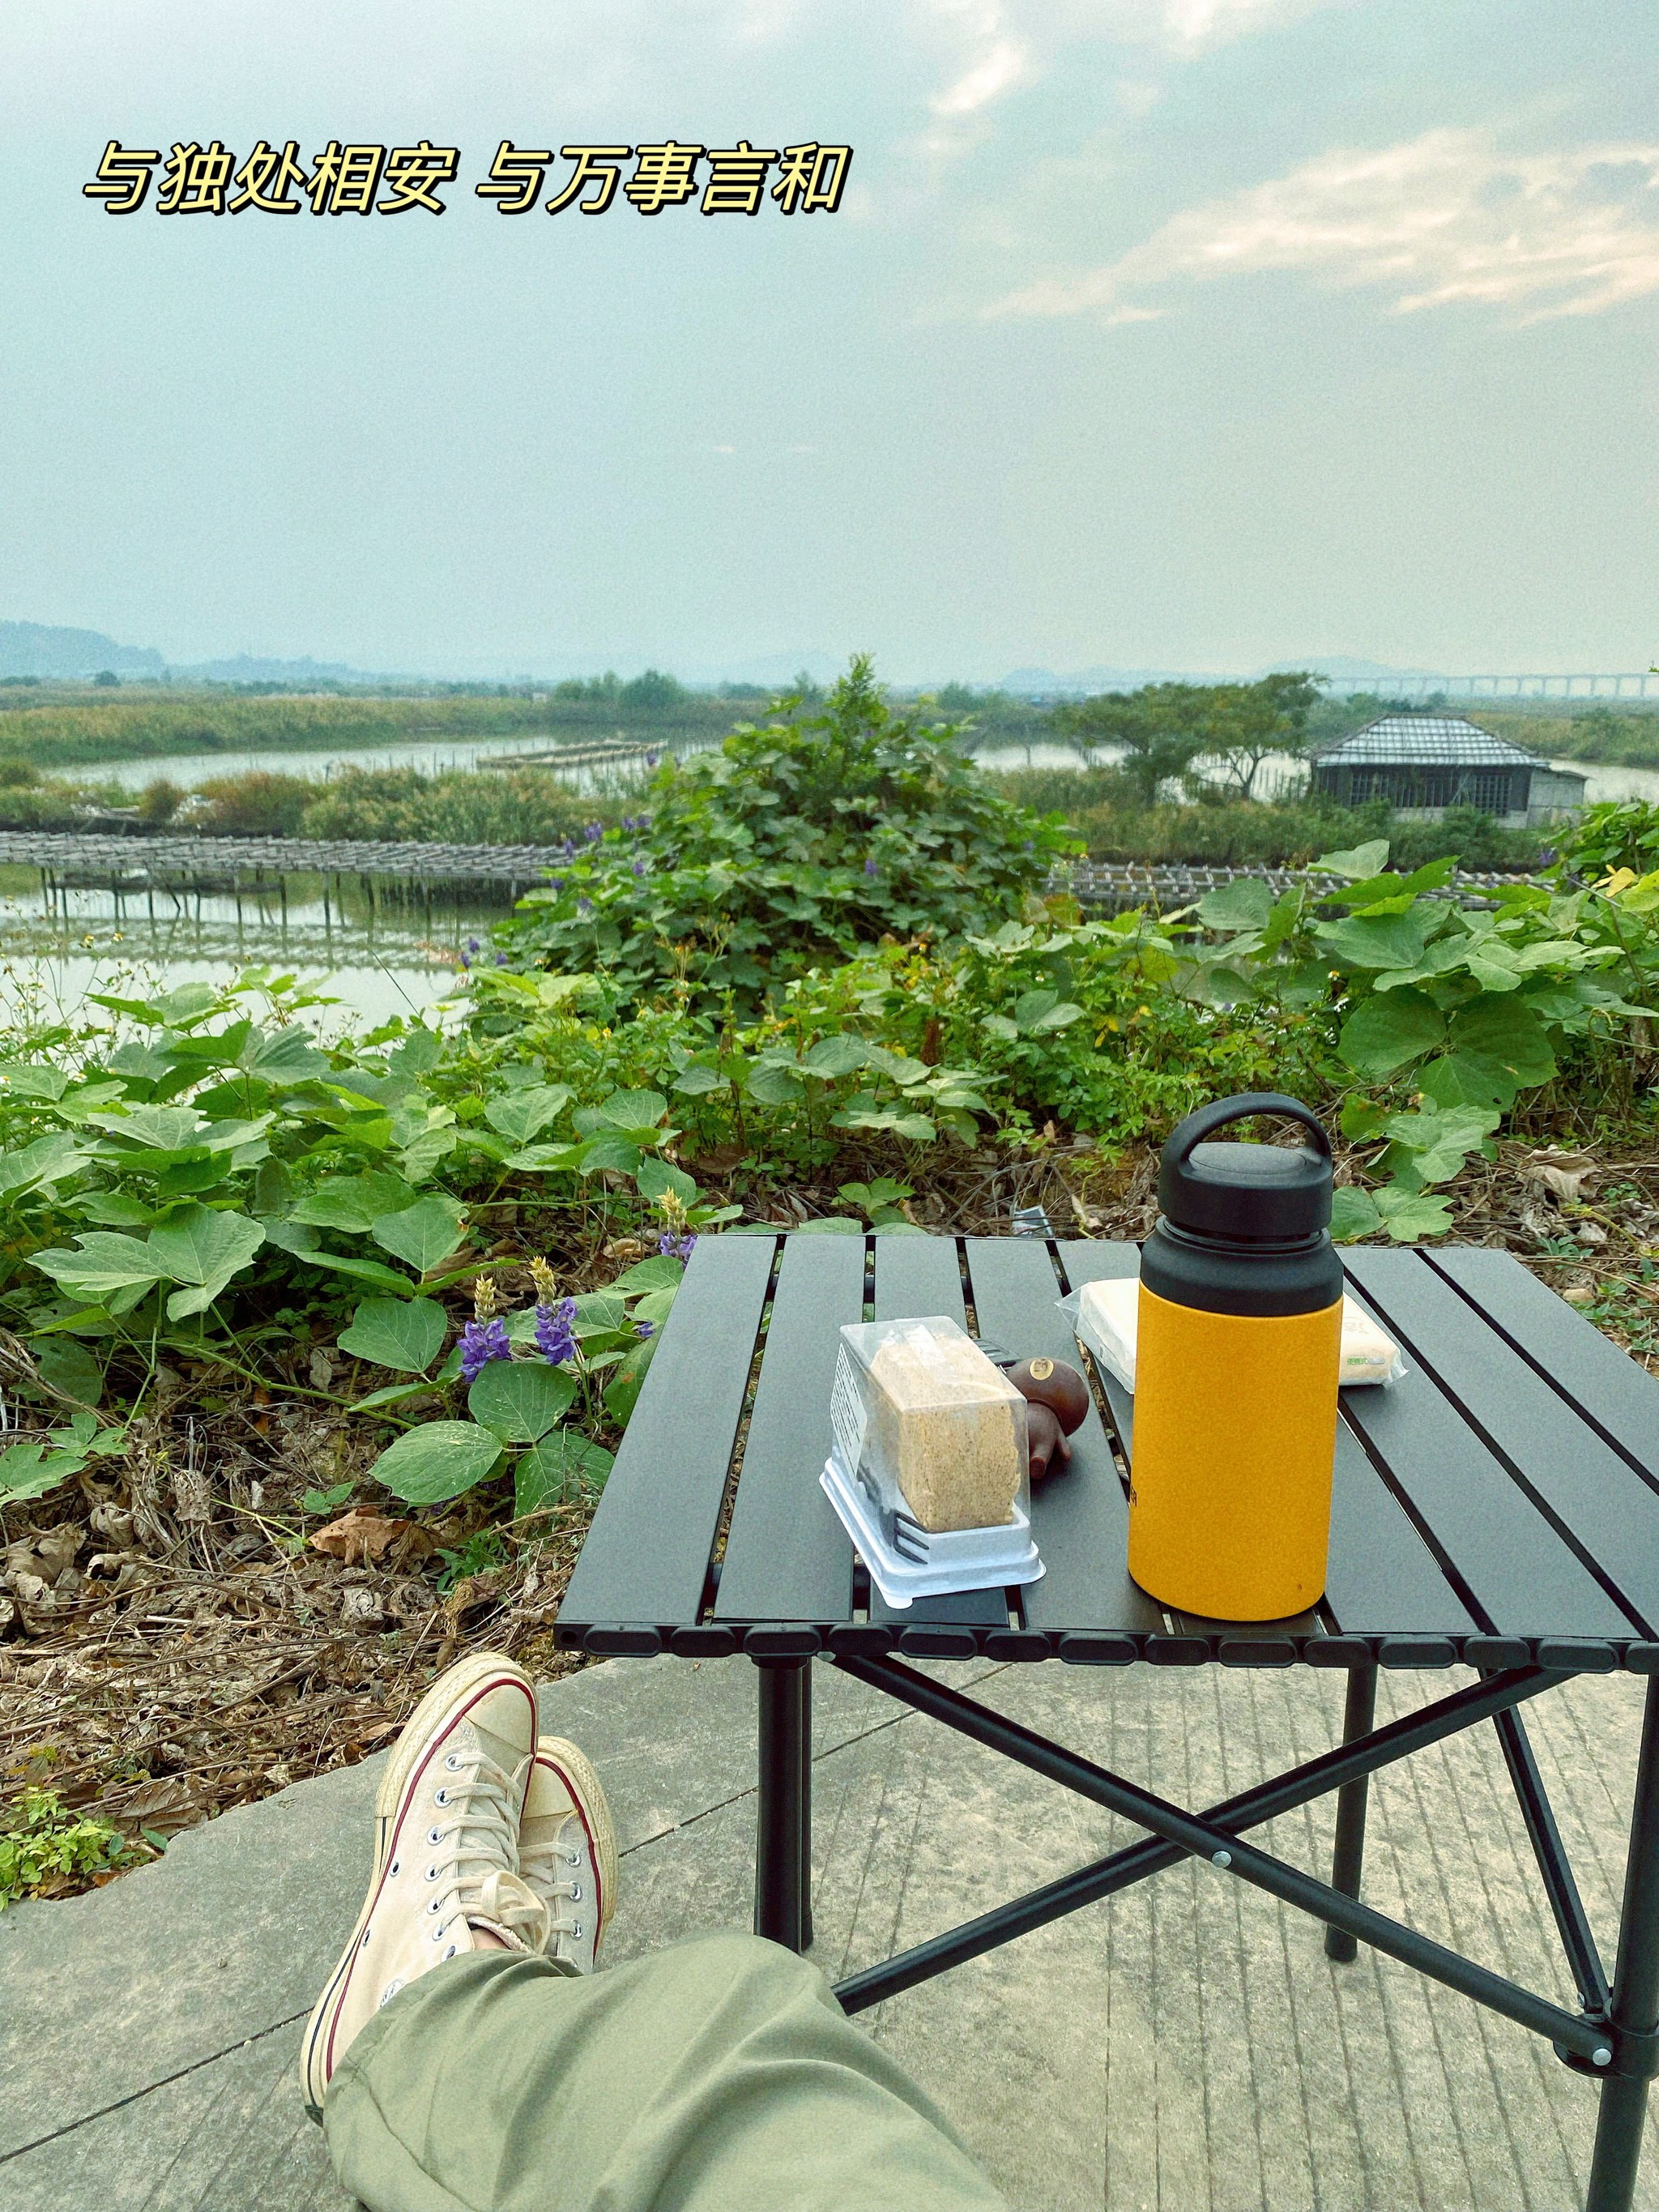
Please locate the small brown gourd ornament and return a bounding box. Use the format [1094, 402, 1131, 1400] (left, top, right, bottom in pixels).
[1007, 1355, 1090, 1482]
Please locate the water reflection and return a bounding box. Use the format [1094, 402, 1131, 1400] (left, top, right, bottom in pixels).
[0, 865, 494, 1030]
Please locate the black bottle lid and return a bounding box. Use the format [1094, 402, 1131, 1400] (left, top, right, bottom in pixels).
[1158, 1093, 1333, 1243]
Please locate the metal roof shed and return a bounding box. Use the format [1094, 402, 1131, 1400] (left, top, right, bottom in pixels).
[1308, 715, 1586, 827]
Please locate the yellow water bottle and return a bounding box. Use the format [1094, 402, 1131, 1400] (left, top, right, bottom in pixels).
[1129, 1092, 1343, 1622]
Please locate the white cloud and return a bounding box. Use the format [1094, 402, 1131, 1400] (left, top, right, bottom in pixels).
[912, 0, 1337, 152]
[992, 128, 1659, 322]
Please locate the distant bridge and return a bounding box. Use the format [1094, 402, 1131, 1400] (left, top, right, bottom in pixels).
[1350, 673, 1656, 702]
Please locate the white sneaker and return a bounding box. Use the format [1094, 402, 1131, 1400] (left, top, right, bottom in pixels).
[518, 1736, 618, 1975]
[301, 1653, 546, 2119]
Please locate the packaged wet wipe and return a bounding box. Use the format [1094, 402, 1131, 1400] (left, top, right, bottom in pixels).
[1060, 1275, 1405, 1392]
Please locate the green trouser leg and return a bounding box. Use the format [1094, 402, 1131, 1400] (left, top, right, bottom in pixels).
[325, 1931, 1009, 2212]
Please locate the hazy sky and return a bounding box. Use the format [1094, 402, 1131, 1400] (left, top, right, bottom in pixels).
[3, 1, 1656, 680]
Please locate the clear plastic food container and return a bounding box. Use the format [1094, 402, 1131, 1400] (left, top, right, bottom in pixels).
[829, 1315, 1030, 1535]
[823, 1314, 1041, 1608]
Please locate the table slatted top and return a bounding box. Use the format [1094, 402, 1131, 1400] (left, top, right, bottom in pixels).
[557, 1235, 1659, 1671]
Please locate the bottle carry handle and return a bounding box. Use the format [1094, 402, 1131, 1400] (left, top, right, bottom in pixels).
[1165, 1092, 1332, 1168]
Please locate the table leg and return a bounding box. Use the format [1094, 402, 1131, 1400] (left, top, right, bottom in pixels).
[1587, 1677, 1659, 2212]
[754, 1659, 812, 1951]
[1324, 1662, 1378, 1964]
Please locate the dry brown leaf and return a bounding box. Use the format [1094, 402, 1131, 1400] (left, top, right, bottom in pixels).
[119, 1777, 203, 1834]
[309, 1509, 422, 1565]
[1520, 1148, 1597, 1205]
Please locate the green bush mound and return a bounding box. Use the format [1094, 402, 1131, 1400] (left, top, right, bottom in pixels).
[501, 657, 1079, 1010]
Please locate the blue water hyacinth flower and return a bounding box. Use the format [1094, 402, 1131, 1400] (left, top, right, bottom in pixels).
[459, 1316, 511, 1382]
[535, 1296, 578, 1365]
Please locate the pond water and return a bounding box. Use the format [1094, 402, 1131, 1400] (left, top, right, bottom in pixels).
[0, 866, 498, 1035]
[86, 729, 659, 794]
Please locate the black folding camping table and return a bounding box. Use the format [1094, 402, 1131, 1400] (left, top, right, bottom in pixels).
[557, 1232, 1659, 2212]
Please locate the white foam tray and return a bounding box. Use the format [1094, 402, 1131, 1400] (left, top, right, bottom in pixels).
[820, 1454, 1044, 1611]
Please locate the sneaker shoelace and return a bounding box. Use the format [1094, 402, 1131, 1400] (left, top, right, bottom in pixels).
[520, 1830, 590, 1962]
[385, 1747, 548, 2000]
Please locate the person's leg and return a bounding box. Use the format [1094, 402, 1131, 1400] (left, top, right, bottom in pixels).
[306, 1655, 1006, 2212]
[325, 1930, 1009, 2212]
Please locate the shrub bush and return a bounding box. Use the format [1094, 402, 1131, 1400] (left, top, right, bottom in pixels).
[502, 658, 1079, 1011]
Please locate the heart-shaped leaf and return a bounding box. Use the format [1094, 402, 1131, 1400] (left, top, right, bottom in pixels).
[1337, 988, 1445, 1081]
[31, 1337, 104, 1407]
[290, 1172, 419, 1232]
[0, 1441, 79, 1503]
[800, 1034, 868, 1078]
[635, 1156, 697, 1206]
[578, 1131, 642, 1175]
[240, 1027, 331, 1083]
[146, 1207, 266, 1320]
[1314, 839, 1392, 882]
[483, 1084, 574, 1145]
[746, 1061, 804, 1105]
[514, 1430, 613, 1517]
[501, 1142, 586, 1174]
[371, 1195, 466, 1275]
[610, 1255, 684, 1294]
[0, 1134, 92, 1194]
[28, 1232, 164, 1303]
[601, 1088, 667, 1129]
[1328, 1187, 1383, 1244]
[467, 1360, 577, 1443]
[601, 1335, 658, 1426]
[86, 1104, 206, 1151]
[337, 1296, 448, 1374]
[1197, 878, 1273, 933]
[370, 1420, 503, 1505]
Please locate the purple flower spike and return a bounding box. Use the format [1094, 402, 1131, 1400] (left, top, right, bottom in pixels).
[635, 1319, 656, 1339]
[632, 858, 648, 878]
[495, 952, 510, 967]
[864, 856, 879, 879]
[467, 937, 480, 954]
[459, 952, 471, 970]
[585, 822, 603, 843]
[459, 1316, 512, 1382]
[535, 1296, 578, 1366]
[657, 1229, 697, 1262]
[578, 896, 594, 916]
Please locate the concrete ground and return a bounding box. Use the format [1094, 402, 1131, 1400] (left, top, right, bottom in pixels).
[2, 1653, 1657, 2211]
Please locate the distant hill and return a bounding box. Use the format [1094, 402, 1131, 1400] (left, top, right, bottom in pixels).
[0, 621, 164, 679]
[170, 652, 384, 685]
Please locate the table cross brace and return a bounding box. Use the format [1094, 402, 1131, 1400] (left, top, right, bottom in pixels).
[828, 1653, 1634, 2078]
